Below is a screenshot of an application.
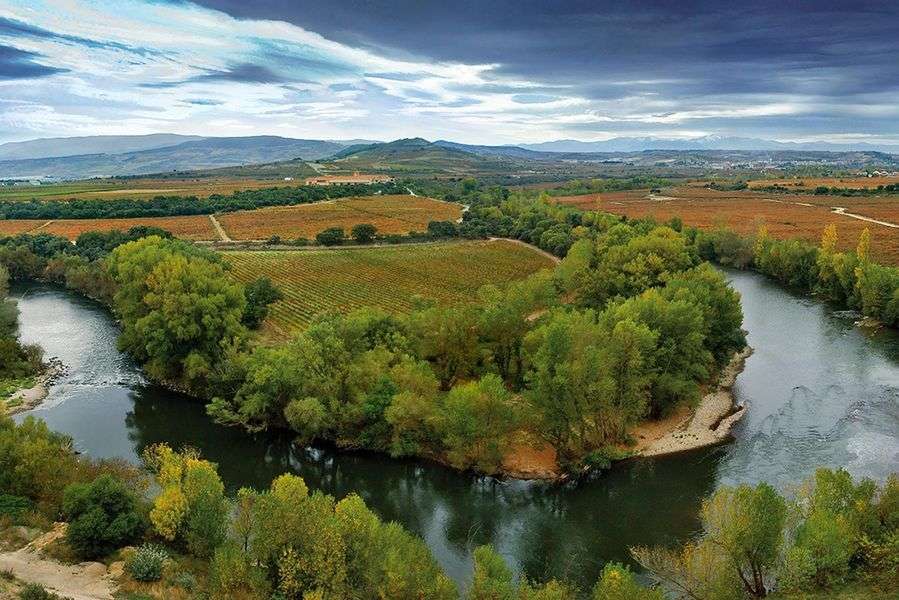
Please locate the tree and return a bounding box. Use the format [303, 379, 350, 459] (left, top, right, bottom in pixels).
[592, 562, 663, 600]
[469, 545, 515, 600]
[316, 227, 345, 246]
[143, 444, 227, 558]
[427, 221, 458, 238]
[63, 474, 145, 559]
[441, 374, 518, 473]
[351, 223, 377, 243]
[106, 236, 247, 391]
[242, 277, 283, 329]
[699, 482, 787, 597]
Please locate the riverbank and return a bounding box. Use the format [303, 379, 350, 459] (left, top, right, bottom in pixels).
[635, 346, 753, 457]
[2, 359, 65, 416]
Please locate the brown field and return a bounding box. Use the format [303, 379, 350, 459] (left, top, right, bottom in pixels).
[218, 195, 461, 241]
[0, 178, 300, 202]
[747, 176, 899, 190]
[37, 215, 217, 241]
[555, 187, 899, 264]
[0, 220, 46, 236]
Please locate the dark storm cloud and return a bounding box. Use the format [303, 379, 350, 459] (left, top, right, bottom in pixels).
[189, 0, 899, 104]
[0, 45, 66, 79]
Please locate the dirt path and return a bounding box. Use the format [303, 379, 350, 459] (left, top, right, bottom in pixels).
[208, 213, 232, 242]
[0, 525, 116, 600]
[831, 206, 899, 229]
[488, 237, 561, 264]
[25, 220, 54, 234]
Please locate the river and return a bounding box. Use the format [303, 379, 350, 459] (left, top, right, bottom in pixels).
[10, 269, 899, 590]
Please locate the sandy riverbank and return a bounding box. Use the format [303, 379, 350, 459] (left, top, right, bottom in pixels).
[4, 359, 65, 416]
[635, 346, 753, 457]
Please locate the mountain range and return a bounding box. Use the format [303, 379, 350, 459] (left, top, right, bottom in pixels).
[1, 134, 897, 180]
[516, 135, 899, 153]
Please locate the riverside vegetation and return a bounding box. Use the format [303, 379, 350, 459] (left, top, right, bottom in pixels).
[1, 181, 898, 598]
[1, 196, 749, 475]
[0, 415, 896, 599]
[3, 179, 899, 474]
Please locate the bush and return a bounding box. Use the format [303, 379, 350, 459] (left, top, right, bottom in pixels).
[351, 223, 377, 243]
[124, 543, 168, 582]
[18, 584, 68, 600]
[316, 227, 345, 246]
[0, 494, 32, 522]
[62, 474, 145, 559]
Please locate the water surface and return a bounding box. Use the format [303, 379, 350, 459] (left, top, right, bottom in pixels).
[11, 269, 899, 589]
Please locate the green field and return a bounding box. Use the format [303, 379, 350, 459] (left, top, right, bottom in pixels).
[222, 240, 556, 339]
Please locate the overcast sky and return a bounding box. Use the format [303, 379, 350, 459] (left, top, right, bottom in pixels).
[1, 0, 898, 145]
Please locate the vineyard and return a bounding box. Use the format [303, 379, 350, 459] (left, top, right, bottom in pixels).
[217, 194, 461, 240]
[0, 215, 220, 240]
[554, 187, 899, 264]
[0, 178, 301, 202]
[0, 219, 45, 236]
[222, 239, 555, 339]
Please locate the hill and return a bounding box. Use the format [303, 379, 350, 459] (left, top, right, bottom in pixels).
[323, 138, 510, 174]
[0, 136, 346, 180]
[0, 133, 203, 160]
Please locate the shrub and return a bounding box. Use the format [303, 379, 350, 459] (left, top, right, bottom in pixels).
[62, 474, 145, 559]
[18, 584, 68, 600]
[351, 223, 377, 244]
[124, 544, 168, 582]
[172, 571, 198, 591]
[0, 494, 32, 522]
[316, 227, 345, 246]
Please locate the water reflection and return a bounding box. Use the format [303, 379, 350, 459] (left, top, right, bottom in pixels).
[11, 272, 899, 590]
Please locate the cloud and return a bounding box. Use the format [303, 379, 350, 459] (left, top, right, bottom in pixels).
[0, 45, 66, 79]
[0, 0, 896, 145]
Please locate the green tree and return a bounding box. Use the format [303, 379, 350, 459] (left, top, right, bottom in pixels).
[316, 227, 345, 246]
[441, 374, 518, 473]
[699, 482, 787, 597]
[62, 474, 145, 559]
[351, 223, 377, 243]
[469, 545, 515, 600]
[106, 236, 247, 391]
[242, 277, 282, 329]
[592, 562, 663, 600]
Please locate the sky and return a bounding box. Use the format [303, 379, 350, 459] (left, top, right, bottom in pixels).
[0, 0, 898, 145]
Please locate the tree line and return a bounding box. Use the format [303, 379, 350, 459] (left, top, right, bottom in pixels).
[0, 181, 406, 220]
[1, 202, 745, 476]
[695, 224, 899, 328]
[2, 413, 895, 599]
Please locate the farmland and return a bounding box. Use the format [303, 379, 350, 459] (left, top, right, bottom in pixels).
[747, 175, 899, 190]
[555, 186, 899, 264]
[217, 194, 461, 240]
[222, 239, 555, 339]
[0, 177, 302, 202]
[0, 215, 219, 240]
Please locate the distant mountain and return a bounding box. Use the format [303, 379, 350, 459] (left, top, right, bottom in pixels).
[326, 138, 506, 173]
[0, 134, 204, 161]
[519, 135, 899, 154]
[0, 136, 347, 179]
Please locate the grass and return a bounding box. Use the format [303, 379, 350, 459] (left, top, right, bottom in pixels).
[773, 579, 898, 599]
[222, 239, 556, 339]
[554, 186, 899, 265]
[217, 194, 461, 241]
[0, 377, 33, 408]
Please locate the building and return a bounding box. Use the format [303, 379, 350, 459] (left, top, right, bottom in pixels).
[304, 172, 394, 186]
